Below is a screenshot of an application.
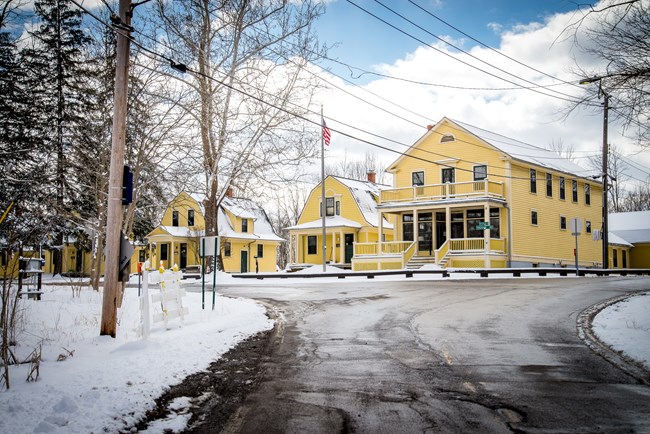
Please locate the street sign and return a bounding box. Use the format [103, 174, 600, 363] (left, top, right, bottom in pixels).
[569, 218, 582, 234]
[200, 236, 220, 257]
[477, 222, 492, 230]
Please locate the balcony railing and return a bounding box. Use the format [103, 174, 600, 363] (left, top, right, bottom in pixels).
[380, 180, 504, 203]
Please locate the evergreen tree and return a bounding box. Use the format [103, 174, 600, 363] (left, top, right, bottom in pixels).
[21, 0, 94, 275]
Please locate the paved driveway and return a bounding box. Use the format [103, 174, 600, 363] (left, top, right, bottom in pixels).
[216, 276, 650, 433]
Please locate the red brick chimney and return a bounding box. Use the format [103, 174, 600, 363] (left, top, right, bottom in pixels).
[367, 170, 376, 184]
[225, 186, 233, 198]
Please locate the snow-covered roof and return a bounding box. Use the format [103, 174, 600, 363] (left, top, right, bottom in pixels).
[608, 232, 634, 247]
[286, 216, 363, 231]
[331, 176, 393, 228]
[218, 197, 283, 242]
[452, 119, 598, 178]
[156, 226, 198, 238]
[609, 211, 650, 244]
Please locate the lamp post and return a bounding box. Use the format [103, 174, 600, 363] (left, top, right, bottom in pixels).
[580, 76, 609, 269]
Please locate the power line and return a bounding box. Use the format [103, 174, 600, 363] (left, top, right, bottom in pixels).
[346, 0, 600, 107]
[71, 0, 601, 184]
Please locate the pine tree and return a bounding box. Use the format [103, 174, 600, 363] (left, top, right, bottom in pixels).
[21, 0, 94, 275]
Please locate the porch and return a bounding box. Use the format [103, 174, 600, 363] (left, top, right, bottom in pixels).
[380, 179, 504, 203]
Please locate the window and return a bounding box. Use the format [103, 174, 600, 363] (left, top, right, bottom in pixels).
[473, 165, 487, 181]
[161, 244, 168, 261]
[585, 184, 591, 205]
[172, 210, 179, 227]
[530, 169, 537, 193]
[403, 214, 414, 241]
[442, 167, 455, 183]
[326, 197, 335, 216]
[586, 220, 592, 234]
[490, 208, 500, 238]
[242, 218, 248, 233]
[572, 180, 578, 202]
[224, 242, 231, 257]
[623, 250, 627, 268]
[559, 176, 565, 200]
[560, 216, 567, 230]
[0, 251, 6, 267]
[467, 209, 485, 238]
[187, 209, 195, 226]
[546, 173, 553, 197]
[138, 250, 146, 262]
[257, 244, 264, 258]
[531, 210, 538, 226]
[307, 236, 317, 255]
[412, 171, 424, 186]
[440, 134, 455, 143]
[336, 200, 340, 216]
[613, 249, 618, 268]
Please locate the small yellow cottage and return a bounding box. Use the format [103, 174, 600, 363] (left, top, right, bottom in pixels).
[609, 211, 650, 268]
[286, 174, 393, 268]
[146, 190, 282, 273]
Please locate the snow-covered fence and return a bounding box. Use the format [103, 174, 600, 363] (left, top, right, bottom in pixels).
[140, 263, 189, 338]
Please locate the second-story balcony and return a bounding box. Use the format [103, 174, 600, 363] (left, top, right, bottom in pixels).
[380, 180, 504, 204]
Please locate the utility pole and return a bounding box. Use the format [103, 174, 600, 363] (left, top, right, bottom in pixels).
[580, 75, 609, 270]
[101, 0, 132, 337]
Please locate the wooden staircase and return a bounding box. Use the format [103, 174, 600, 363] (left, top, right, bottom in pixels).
[406, 255, 439, 270]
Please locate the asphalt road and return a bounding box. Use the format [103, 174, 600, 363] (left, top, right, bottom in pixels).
[213, 276, 650, 433]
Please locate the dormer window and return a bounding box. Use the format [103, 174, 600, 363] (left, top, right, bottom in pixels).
[242, 218, 248, 233]
[187, 209, 195, 226]
[172, 210, 179, 227]
[440, 134, 455, 143]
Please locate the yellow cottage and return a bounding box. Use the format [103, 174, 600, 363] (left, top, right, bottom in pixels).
[286, 174, 394, 268]
[146, 190, 282, 273]
[352, 117, 604, 270]
[609, 211, 650, 268]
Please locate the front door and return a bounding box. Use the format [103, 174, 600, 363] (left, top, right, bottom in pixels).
[344, 234, 354, 263]
[240, 250, 248, 273]
[436, 221, 446, 249]
[418, 213, 433, 255]
[75, 249, 83, 273]
[180, 243, 187, 269]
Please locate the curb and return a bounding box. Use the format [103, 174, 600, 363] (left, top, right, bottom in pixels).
[577, 292, 650, 386]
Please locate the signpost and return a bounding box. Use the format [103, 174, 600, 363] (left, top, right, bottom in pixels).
[569, 218, 582, 274]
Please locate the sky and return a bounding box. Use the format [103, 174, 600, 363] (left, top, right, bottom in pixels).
[310, 0, 650, 186]
[1, 272, 648, 433]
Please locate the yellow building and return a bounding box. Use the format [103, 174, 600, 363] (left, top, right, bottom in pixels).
[286, 174, 394, 268]
[609, 211, 650, 268]
[352, 117, 604, 271]
[146, 191, 282, 273]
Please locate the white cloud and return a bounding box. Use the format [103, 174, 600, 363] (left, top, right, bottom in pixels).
[310, 1, 650, 187]
[487, 22, 502, 34]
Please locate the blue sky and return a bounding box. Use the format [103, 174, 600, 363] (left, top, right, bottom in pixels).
[317, 0, 597, 80]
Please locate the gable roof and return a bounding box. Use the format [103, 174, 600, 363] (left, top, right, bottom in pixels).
[218, 197, 283, 242]
[609, 211, 650, 244]
[332, 176, 392, 228]
[387, 117, 597, 179]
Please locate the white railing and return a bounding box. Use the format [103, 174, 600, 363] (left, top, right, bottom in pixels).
[380, 180, 504, 203]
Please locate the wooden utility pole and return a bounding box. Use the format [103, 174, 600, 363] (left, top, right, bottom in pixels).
[101, 0, 132, 337]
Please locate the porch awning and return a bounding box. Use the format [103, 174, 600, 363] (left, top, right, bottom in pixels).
[286, 216, 362, 231]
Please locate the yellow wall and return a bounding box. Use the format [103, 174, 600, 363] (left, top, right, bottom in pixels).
[630, 243, 650, 268]
[508, 163, 602, 266]
[297, 177, 374, 227]
[220, 238, 277, 273]
[162, 192, 205, 230]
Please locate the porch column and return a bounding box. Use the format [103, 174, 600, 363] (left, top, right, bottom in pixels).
[171, 240, 175, 268]
[378, 211, 384, 252]
[445, 207, 451, 248]
[413, 209, 419, 254]
[484, 203, 490, 268]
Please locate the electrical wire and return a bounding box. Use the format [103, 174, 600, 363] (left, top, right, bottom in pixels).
[70, 0, 603, 184]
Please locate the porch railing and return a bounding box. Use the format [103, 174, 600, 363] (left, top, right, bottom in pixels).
[354, 241, 415, 256]
[380, 180, 504, 203]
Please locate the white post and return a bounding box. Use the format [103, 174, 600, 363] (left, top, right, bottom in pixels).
[141, 260, 150, 339]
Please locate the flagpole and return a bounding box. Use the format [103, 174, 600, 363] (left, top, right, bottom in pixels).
[321, 106, 327, 272]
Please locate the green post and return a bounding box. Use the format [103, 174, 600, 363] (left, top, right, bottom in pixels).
[201, 238, 206, 310]
[212, 237, 217, 311]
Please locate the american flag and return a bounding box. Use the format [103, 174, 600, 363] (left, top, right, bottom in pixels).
[322, 118, 331, 146]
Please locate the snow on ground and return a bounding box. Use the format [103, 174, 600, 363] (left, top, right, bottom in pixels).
[0, 283, 273, 434]
[2, 272, 648, 434]
[592, 292, 650, 370]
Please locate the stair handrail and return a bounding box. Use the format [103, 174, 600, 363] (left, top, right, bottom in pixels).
[434, 239, 450, 264]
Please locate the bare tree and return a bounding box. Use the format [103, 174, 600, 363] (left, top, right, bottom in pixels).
[325, 151, 386, 183]
[548, 138, 577, 162]
[150, 0, 326, 249]
[619, 179, 650, 211]
[571, 0, 650, 148]
[587, 143, 628, 212]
